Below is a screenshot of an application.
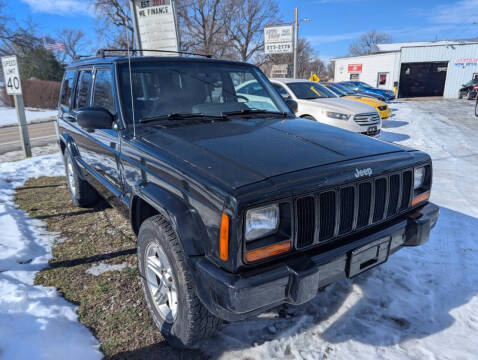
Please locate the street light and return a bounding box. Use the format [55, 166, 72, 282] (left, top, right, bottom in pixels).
[293, 9, 311, 78]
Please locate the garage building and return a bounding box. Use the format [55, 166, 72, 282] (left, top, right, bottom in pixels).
[333, 41, 478, 98]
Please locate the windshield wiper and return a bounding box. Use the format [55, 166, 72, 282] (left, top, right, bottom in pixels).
[221, 109, 289, 118]
[139, 113, 222, 124]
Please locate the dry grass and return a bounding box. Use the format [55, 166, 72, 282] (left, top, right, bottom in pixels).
[15, 176, 207, 360]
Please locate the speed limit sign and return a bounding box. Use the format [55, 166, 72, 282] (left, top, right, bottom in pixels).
[2, 55, 22, 95]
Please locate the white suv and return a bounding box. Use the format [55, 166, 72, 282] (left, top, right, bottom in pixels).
[269, 78, 382, 136]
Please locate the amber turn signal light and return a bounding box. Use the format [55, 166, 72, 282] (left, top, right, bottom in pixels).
[245, 241, 291, 263]
[219, 213, 229, 261]
[412, 191, 430, 207]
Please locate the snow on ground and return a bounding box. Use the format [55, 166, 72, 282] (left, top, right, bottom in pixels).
[202, 99, 478, 359]
[86, 262, 128, 276]
[0, 144, 59, 163]
[0, 107, 57, 128]
[0, 154, 102, 359]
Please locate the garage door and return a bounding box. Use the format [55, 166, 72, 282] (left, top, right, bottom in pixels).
[399, 62, 448, 98]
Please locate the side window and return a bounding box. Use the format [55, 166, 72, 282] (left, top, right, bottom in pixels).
[60, 70, 76, 110]
[75, 70, 93, 109]
[93, 69, 116, 115]
[273, 84, 290, 99]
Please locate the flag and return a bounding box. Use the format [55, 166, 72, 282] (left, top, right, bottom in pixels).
[44, 38, 66, 52]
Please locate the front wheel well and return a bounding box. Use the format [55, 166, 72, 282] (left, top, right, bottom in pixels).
[300, 114, 316, 120]
[59, 139, 66, 154]
[131, 196, 160, 236]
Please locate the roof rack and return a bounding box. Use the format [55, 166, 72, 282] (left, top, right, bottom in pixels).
[96, 49, 213, 59]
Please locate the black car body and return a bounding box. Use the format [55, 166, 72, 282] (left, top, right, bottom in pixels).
[56, 55, 439, 347]
[458, 79, 478, 99]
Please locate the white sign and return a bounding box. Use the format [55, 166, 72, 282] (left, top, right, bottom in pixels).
[264, 25, 293, 54]
[2, 55, 22, 95]
[132, 0, 179, 56]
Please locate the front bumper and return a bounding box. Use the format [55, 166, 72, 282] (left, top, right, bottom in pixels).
[192, 202, 439, 321]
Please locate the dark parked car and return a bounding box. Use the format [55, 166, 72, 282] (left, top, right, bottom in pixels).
[341, 81, 395, 101]
[458, 79, 478, 100]
[56, 53, 439, 348]
[337, 81, 389, 102]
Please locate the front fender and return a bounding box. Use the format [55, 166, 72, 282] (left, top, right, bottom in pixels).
[132, 181, 209, 256]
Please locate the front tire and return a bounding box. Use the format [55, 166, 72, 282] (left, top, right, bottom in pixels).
[138, 215, 222, 348]
[64, 151, 99, 207]
[467, 91, 474, 100]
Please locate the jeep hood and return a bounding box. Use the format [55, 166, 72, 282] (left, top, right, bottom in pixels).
[139, 117, 404, 189]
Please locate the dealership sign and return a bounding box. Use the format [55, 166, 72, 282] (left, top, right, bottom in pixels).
[264, 25, 293, 54]
[348, 64, 363, 73]
[454, 58, 478, 66]
[131, 0, 179, 56]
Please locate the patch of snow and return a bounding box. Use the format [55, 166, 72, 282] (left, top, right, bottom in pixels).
[0, 143, 60, 163]
[0, 154, 102, 360]
[86, 262, 128, 276]
[202, 99, 478, 359]
[0, 107, 57, 128]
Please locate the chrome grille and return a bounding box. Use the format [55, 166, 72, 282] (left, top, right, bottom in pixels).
[295, 169, 413, 250]
[353, 112, 381, 126]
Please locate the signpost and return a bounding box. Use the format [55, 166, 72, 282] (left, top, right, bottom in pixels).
[1, 55, 31, 158]
[264, 25, 294, 55]
[129, 0, 180, 56]
[264, 9, 310, 78]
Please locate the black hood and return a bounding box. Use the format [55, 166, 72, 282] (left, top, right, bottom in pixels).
[138, 117, 404, 189]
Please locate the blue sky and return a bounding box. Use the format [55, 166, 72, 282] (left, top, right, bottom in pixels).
[10, 0, 478, 63]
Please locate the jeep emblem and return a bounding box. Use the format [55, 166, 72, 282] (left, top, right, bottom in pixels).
[355, 168, 373, 178]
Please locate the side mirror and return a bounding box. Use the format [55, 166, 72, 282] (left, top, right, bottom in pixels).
[77, 107, 114, 131]
[285, 99, 298, 113]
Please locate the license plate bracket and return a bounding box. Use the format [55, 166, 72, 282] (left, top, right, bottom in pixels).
[347, 237, 391, 278]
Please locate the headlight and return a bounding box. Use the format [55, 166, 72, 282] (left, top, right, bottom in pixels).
[414, 167, 426, 189]
[326, 111, 350, 120]
[245, 204, 279, 241]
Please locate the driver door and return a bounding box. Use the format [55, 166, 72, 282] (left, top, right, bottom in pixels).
[74, 66, 122, 197]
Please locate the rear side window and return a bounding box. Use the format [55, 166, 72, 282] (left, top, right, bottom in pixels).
[60, 71, 76, 110]
[93, 69, 116, 115]
[75, 70, 93, 109]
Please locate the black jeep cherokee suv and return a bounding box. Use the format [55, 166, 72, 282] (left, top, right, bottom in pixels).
[56, 55, 439, 348]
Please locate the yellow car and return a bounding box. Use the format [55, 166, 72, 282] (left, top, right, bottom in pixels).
[323, 83, 392, 119]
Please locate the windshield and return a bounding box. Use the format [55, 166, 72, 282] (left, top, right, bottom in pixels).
[355, 81, 373, 89]
[339, 82, 359, 93]
[287, 82, 338, 99]
[332, 83, 356, 95]
[118, 61, 289, 124]
[323, 83, 348, 96]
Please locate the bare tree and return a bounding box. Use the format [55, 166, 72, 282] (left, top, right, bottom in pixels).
[178, 0, 232, 57]
[223, 0, 281, 62]
[349, 30, 391, 56]
[92, 0, 133, 49]
[57, 29, 91, 63]
[326, 61, 335, 80]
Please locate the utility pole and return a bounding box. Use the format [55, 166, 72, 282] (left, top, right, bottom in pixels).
[293, 8, 299, 78]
